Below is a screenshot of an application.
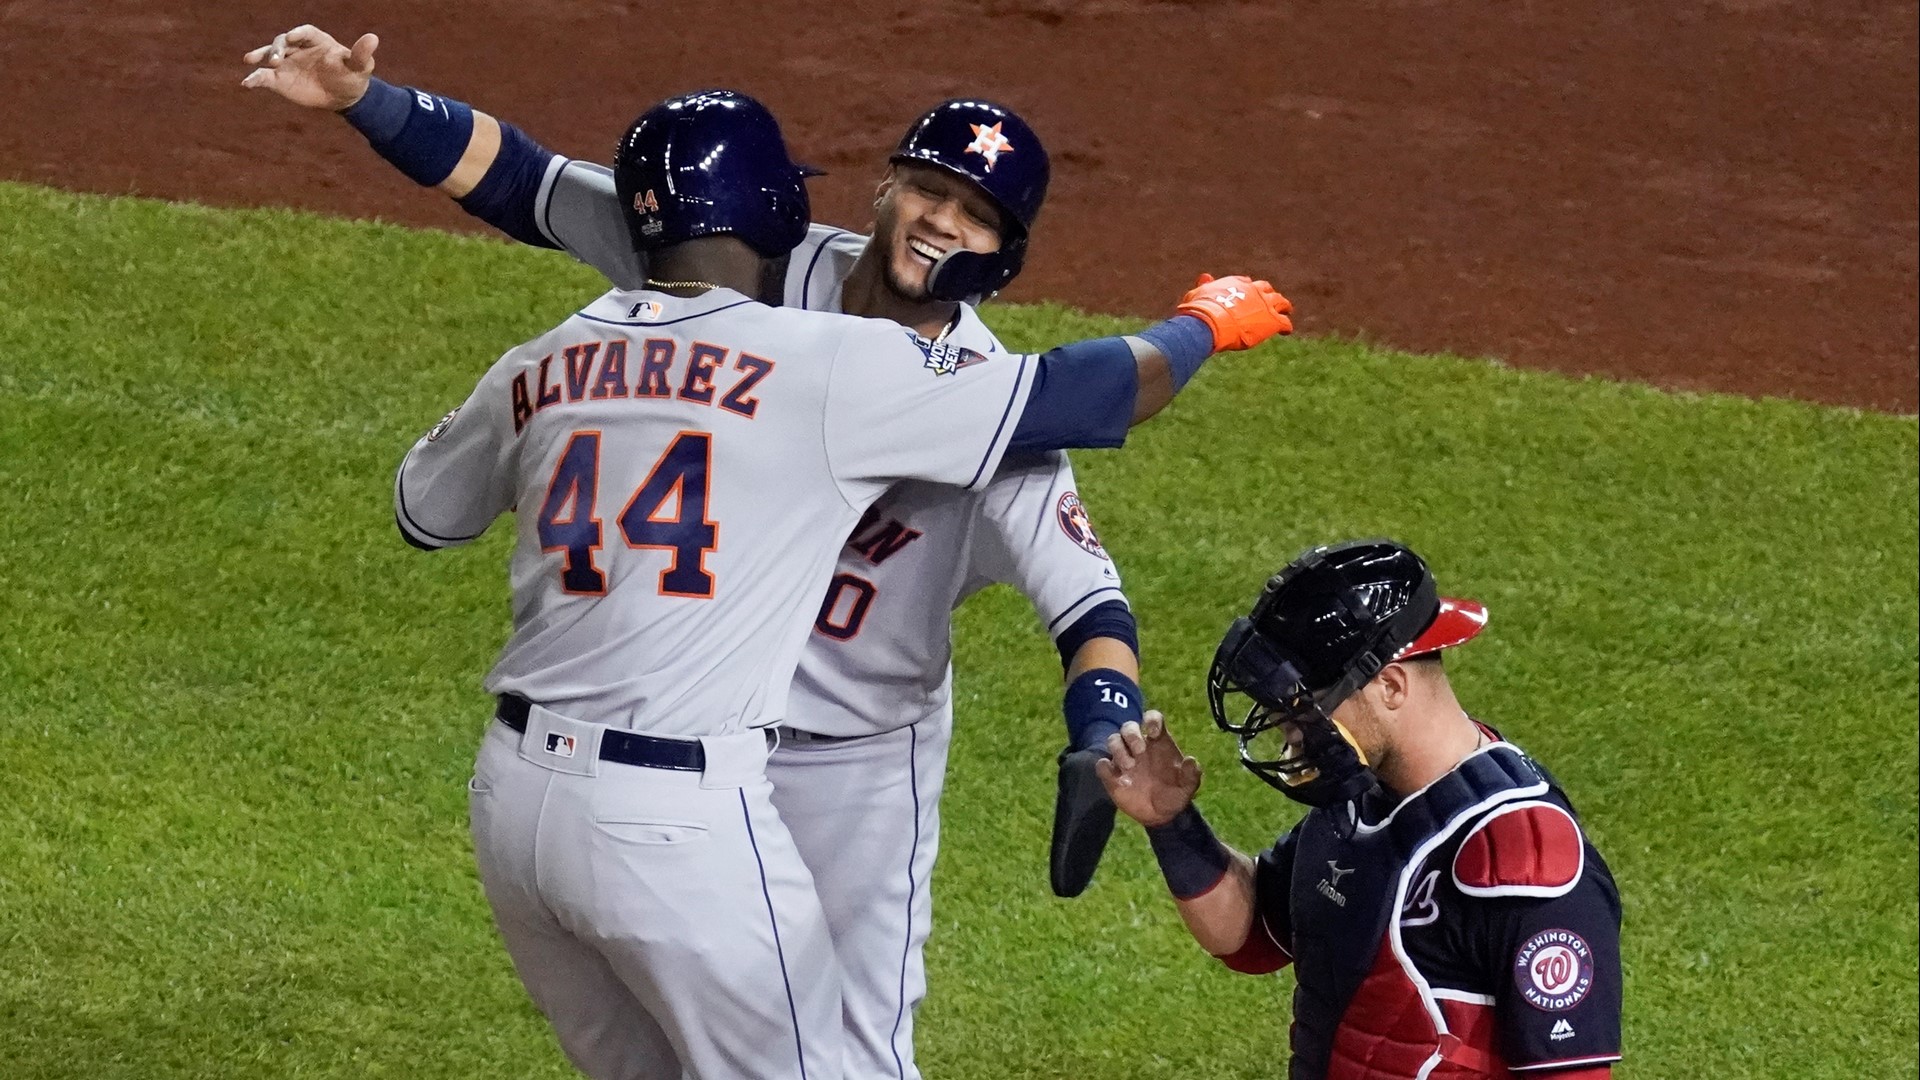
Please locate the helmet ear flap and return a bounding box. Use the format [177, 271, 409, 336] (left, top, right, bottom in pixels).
[925, 249, 1005, 303]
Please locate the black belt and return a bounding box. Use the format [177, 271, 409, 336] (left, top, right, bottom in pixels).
[496, 694, 706, 772]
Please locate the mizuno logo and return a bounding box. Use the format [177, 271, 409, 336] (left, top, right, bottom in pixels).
[1550, 1019, 1576, 1041]
[1317, 861, 1355, 907]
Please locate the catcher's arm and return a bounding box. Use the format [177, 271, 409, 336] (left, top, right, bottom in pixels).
[1098, 715, 1272, 959]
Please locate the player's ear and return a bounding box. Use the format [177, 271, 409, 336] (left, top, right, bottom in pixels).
[1377, 662, 1414, 712]
[873, 168, 897, 209]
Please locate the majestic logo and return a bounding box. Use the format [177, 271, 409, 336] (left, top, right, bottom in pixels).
[1515, 928, 1595, 1011]
[426, 407, 460, 442]
[1317, 860, 1354, 906]
[911, 333, 988, 377]
[1055, 492, 1108, 559]
[1549, 1019, 1577, 1042]
[628, 300, 664, 321]
[544, 732, 578, 759]
[1401, 868, 1441, 928]
[964, 122, 1015, 171]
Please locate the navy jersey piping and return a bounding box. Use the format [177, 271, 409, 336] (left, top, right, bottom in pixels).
[965, 354, 1033, 488]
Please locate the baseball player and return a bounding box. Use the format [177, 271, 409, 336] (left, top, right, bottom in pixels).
[241, 25, 1264, 1078]
[1099, 540, 1624, 1079]
[392, 86, 1288, 1079]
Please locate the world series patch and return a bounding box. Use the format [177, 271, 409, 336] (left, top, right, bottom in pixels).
[1514, 928, 1594, 1011]
[909, 333, 988, 377]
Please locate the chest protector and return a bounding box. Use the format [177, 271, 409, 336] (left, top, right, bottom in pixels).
[1287, 744, 1549, 1080]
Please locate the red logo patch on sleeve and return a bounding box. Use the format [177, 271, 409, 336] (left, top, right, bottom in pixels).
[1514, 928, 1595, 1011]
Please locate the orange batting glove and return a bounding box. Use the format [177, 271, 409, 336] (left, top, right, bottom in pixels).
[1176, 274, 1294, 352]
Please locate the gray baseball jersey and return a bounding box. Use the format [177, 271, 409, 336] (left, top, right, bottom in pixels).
[396, 286, 1037, 737]
[530, 159, 1125, 737]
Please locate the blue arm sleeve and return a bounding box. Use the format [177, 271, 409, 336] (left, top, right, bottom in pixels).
[342, 78, 560, 250]
[456, 120, 561, 249]
[1054, 599, 1139, 668]
[1008, 335, 1137, 452]
[1135, 315, 1214, 391]
[1008, 316, 1215, 452]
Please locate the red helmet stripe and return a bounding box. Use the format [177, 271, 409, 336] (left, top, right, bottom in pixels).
[1396, 597, 1488, 660]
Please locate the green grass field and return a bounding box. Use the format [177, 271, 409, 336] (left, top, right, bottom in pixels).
[1, 182, 1914, 1078]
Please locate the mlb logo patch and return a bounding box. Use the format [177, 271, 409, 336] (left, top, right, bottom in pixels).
[628, 300, 665, 321]
[544, 732, 578, 759]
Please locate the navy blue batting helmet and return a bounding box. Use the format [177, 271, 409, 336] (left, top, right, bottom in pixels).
[891, 99, 1050, 301]
[614, 90, 818, 258]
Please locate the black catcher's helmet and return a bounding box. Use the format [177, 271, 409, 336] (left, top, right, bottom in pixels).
[890, 99, 1050, 301]
[613, 90, 818, 258]
[1207, 540, 1488, 807]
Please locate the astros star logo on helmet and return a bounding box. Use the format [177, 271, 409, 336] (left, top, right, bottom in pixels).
[964, 122, 1015, 171]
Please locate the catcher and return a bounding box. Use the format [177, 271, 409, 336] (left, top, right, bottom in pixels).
[1100, 539, 1623, 1079]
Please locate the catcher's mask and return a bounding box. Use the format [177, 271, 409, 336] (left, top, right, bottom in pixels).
[1207, 539, 1487, 808]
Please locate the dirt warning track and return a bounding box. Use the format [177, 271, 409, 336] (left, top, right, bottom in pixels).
[4, 0, 1913, 410]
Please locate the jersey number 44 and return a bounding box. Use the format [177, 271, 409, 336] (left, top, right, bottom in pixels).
[537, 430, 718, 598]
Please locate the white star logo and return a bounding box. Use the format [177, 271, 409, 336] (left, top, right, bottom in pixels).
[964, 122, 1015, 171]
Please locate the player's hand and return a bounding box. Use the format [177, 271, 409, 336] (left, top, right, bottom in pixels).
[241, 25, 379, 112]
[1176, 273, 1294, 352]
[1095, 711, 1203, 828]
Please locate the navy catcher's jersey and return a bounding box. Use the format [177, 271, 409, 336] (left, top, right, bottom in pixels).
[1232, 735, 1622, 1079]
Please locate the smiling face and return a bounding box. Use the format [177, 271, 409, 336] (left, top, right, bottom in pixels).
[871, 162, 1007, 301]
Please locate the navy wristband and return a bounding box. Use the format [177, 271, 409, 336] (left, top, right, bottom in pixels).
[342, 77, 474, 187]
[1054, 600, 1138, 669]
[1147, 804, 1231, 900]
[1063, 667, 1144, 752]
[341, 76, 411, 139]
[1135, 315, 1215, 390]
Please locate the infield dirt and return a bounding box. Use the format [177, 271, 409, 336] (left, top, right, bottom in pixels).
[3, 0, 1913, 410]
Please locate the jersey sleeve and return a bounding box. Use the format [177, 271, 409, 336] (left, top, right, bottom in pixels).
[1478, 845, 1624, 1073]
[393, 358, 518, 549]
[1218, 826, 1299, 975]
[532, 159, 648, 290]
[822, 322, 1039, 498]
[970, 452, 1127, 637]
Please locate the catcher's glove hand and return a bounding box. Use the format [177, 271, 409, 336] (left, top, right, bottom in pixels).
[1176, 273, 1294, 352]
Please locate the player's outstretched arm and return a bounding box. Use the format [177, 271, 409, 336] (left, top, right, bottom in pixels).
[242, 25, 563, 251]
[241, 25, 379, 110]
[1006, 275, 1292, 453]
[1131, 274, 1295, 422]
